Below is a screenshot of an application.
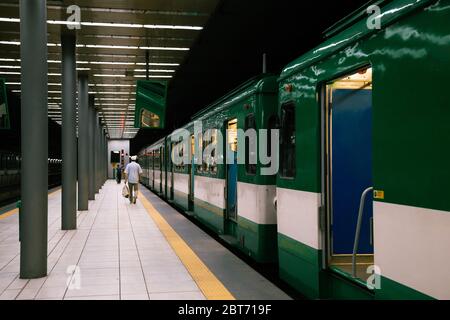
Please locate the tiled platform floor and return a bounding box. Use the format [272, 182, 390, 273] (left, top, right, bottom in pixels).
[0, 181, 205, 300]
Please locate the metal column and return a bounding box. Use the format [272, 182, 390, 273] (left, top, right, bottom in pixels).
[88, 95, 95, 200]
[104, 133, 108, 182]
[19, 0, 48, 279]
[95, 113, 101, 193]
[61, 33, 77, 230]
[77, 74, 89, 210]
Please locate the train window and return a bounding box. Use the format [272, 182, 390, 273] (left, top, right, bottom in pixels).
[202, 129, 218, 174]
[197, 132, 203, 173]
[280, 102, 296, 178]
[202, 131, 210, 172]
[267, 115, 278, 159]
[245, 114, 257, 175]
[210, 130, 218, 174]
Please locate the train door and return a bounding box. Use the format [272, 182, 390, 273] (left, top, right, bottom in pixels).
[188, 135, 195, 211]
[324, 67, 374, 282]
[225, 119, 238, 236]
[170, 143, 175, 200]
[151, 150, 155, 190]
[159, 146, 163, 194]
[161, 145, 165, 197]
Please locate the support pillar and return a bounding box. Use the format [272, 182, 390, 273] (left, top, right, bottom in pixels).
[19, 0, 48, 279]
[61, 33, 77, 230]
[88, 95, 95, 200]
[95, 112, 101, 193]
[77, 74, 89, 210]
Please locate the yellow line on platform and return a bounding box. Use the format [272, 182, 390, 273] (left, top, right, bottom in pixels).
[0, 188, 61, 220]
[0, 208, 18, 220]
[139, 192, 235, 300]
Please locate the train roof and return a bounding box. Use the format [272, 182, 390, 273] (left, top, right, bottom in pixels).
[190, 73, 278, 121]
[279, 0, 433, 81]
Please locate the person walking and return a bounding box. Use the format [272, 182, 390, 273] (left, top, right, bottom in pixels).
[124, 156, 143, 204]
[116, 164, 122, 184]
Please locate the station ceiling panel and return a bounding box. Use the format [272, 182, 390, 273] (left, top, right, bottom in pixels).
[0, 0, 219, 139]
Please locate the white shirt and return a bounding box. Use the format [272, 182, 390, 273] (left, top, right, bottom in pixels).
[125, 162, 143, 184]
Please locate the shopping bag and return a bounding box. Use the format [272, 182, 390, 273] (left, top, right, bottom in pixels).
[122, 185, 129, 198]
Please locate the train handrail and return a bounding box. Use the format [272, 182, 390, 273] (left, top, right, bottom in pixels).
[352, 186, 373, 278]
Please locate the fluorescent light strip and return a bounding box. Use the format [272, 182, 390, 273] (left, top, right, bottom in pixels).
[90, 84, 135, 88]
[0, 40, 189, 51]
[96, 98, 135, 101]
[0, 71, 20, 75]
[135, 75, 173, 78]
[0, 58, 19, 62]
[0, 65, 20, 69]
[136, 62, 179, 66]
[93, 74, 126, 78]
[139, 46, 189, 51]
[134, 69, 175, 73]
[89, 91, 131, 95]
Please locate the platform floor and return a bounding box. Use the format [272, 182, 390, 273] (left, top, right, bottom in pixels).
[0, 180, 290, 300]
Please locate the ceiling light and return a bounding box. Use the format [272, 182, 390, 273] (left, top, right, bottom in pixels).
[136, 62, 179, 66]
[139, 46, 189, 51]
[0, 65, 21, 69]
[94, 74, 126, 78]
[144, 24, 202, 31]
[0, 71, 20, 75]
[134, 69, 175, 73]
[135, 75, 172, 78]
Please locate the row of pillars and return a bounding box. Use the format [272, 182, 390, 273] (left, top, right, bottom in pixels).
[19, 0, 109, 279]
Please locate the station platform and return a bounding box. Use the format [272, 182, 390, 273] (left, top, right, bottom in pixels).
[0, 181, 290, 300]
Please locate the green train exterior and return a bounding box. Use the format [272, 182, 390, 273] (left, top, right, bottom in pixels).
[141, 75, 280, 263]
[139, 0, 449, 300]
[276, 0, 449, 300]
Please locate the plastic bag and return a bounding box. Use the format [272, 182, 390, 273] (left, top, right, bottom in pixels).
[122, 185, 129, 198]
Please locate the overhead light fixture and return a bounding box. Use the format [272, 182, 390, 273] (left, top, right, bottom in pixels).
[0, 71, 20, 75]
[94, 74, 126, 78]
[0, 17, 203, 31]
[134, 75, 173, 78]
[0, 65, 21, 69]
[139, 46, 189, 51]
[144, 24, 202, 31]
[91, 84, 136, 88]
[136, 62, 179, 66]
[0, 58, 19, 62]
[134, 69, 175, 73]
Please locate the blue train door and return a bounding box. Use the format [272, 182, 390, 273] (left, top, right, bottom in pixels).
[326, 68, 374, 280]
[226, 119, 238, 230]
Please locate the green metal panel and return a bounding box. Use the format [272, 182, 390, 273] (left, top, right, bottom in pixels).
[277, 0, 449, 299]
[0, 78, 10, 129]
[134, 80, 168, 129]
[278, 0, 450, 211]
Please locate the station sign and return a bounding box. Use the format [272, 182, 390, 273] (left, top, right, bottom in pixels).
[134, 80, 168, 129]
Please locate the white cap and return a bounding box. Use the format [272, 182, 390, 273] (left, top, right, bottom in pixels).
[131, 155, 137, 161]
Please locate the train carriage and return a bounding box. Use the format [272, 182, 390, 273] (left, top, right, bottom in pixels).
[190, 75, 279, 262]
[138, 0, 449, 300]
[277, 0, 450, 299]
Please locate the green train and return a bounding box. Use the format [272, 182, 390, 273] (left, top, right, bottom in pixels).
[139, 0, 449, 300]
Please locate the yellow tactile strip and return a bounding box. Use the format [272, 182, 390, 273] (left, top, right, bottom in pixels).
[139, 191, 235, 300]
[0, 188, 61, 221]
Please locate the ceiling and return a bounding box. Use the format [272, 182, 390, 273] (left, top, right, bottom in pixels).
[131, 0, 370, 154]
[0, 0, 219, 139]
